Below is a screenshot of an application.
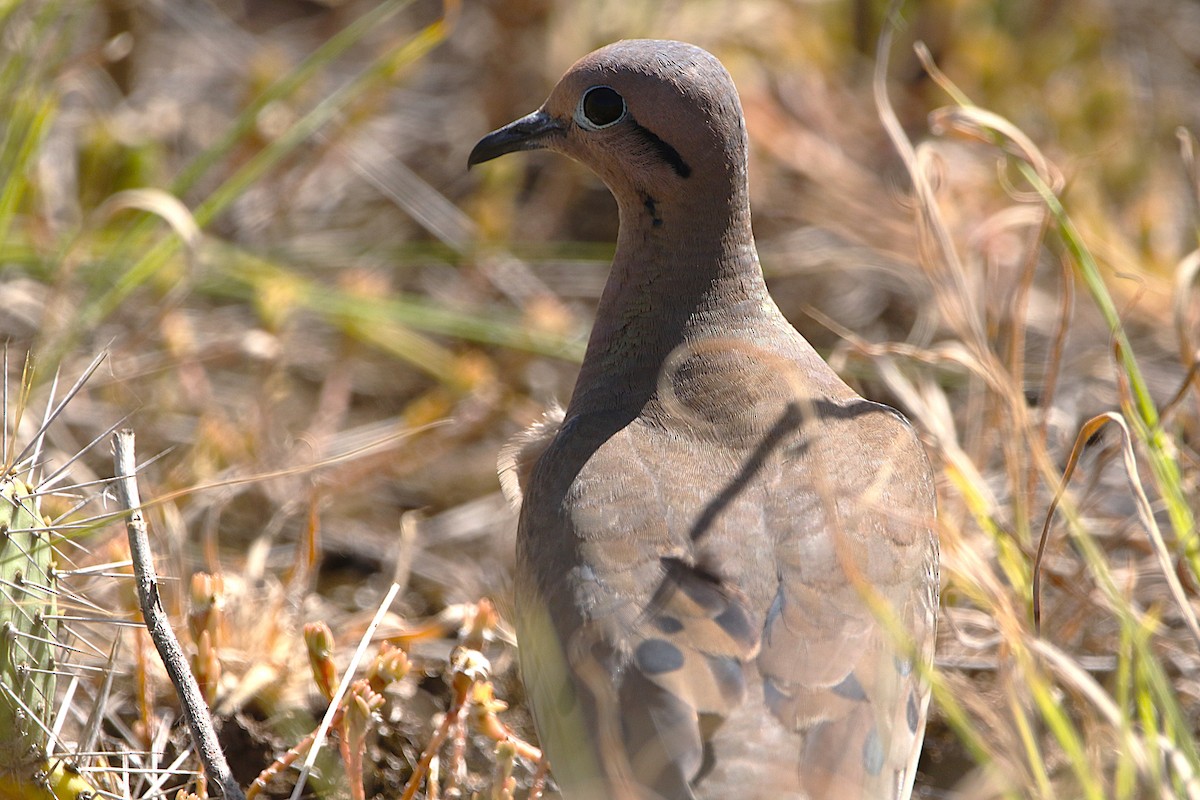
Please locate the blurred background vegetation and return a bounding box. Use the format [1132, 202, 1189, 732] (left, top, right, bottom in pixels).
[2, 0, 1199, 797]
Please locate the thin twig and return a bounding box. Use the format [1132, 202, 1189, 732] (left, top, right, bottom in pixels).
[112, 429, 246, 800]
[399, 684, 470, 800]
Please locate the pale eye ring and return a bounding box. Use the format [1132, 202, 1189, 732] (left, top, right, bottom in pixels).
[576, 85, 626, 130]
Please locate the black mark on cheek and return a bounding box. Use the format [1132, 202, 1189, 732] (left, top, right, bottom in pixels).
[631, 120, 692, 178]
[641, 192, 663, 227]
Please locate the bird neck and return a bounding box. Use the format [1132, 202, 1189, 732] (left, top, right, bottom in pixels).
[566, 184, 785, 418]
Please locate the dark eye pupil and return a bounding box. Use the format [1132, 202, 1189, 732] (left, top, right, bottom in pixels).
[583, 87, 624, 126]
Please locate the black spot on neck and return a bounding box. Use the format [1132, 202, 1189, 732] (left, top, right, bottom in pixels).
[630, 119, 692, 178]
[641, 191, 663, 227]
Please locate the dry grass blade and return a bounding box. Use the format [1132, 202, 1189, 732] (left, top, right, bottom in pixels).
[873, 17, 986, 354]
[94, 189, 203, 273]
[1033, 411, 1200, 648]
[1028, 638, 1191, 800]
[1174, 248, 1200, 404]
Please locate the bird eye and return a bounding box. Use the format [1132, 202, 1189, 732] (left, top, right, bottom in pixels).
[577, 86, 626, 129]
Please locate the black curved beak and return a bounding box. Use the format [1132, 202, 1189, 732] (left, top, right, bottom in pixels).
[468, 109, 563, 169]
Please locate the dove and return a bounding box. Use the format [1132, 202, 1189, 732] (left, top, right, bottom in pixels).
[471, 39, 938, 800]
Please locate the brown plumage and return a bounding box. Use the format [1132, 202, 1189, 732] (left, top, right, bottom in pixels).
[471, 40, 938, 800]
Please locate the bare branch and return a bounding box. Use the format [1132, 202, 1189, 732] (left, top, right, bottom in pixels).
[112, 429, 246, 800]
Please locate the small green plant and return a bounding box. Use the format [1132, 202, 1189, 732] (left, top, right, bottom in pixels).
[0, 467, 98, 800]
[0, 474, 55, 795]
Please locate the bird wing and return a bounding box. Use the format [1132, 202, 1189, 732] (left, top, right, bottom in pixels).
[611, 403, 936, 800]
[759, 402, 938, 799]
[511, 342, 937, 800]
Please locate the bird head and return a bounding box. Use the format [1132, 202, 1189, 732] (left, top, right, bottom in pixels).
[469, 40, 749, 203]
